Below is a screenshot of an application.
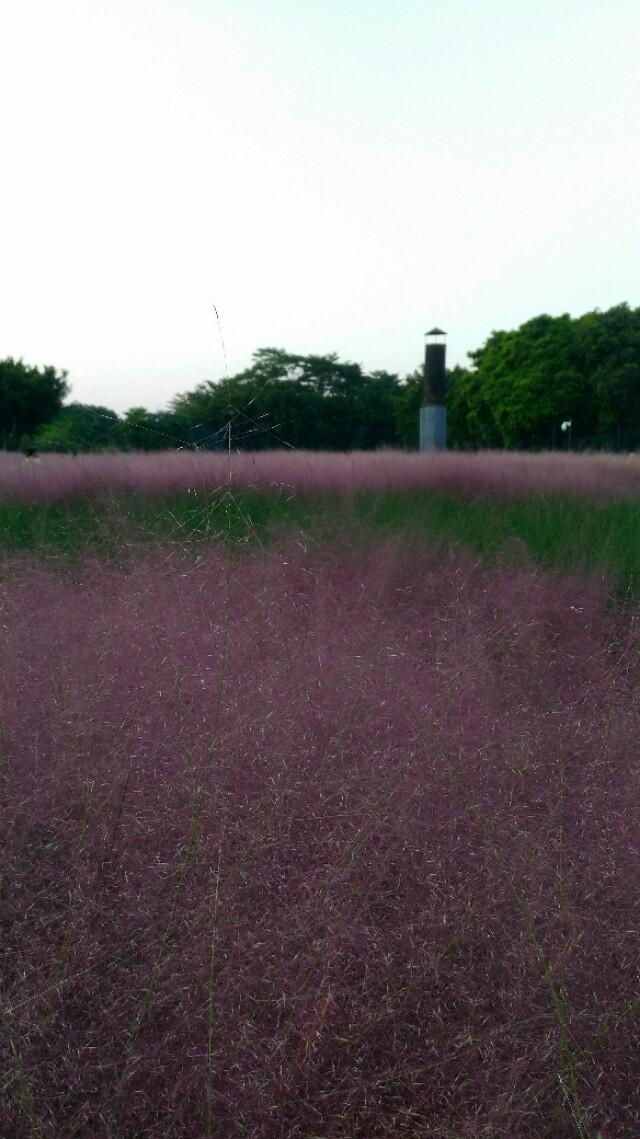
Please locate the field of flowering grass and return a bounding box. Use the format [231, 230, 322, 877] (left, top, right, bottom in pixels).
[1, 451, 640, 1137]
[3, 468, 640, 595]
[2, 447, 640, 503]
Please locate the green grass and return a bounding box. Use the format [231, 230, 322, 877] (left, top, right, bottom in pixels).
[2, 489, 640, 594]
[357, 492, 640, 593]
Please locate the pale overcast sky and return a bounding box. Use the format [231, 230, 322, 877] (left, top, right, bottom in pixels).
[1, 0, 639, 412]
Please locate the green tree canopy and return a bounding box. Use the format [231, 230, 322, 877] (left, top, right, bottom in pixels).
[0, 357, 69, 449]
[116, 407, 187, 451]
[171, 348, 401, 451]
[12, 306, 640, 455]
[574, 304, 640, 434]
[466, 314, 583, 448]
[34, 402, 120, 452]
[453, 304, 640, 449]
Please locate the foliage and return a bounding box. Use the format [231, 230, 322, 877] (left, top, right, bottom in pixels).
[34, 402, 120, 452]
[7, 303, 640, 454]
[172, 347, 402, 450]
[466, 314, 582, 447]
[456, 303, 640, 449]
[115, 407, 187, 451]
[0, 357, 68, 449]
[574, 304, 640, 433]
[393, 367, 422, 447]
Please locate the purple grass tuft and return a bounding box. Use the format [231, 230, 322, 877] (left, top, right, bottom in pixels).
[2, 447, 640, 502]
[1, 537, 639, 1136]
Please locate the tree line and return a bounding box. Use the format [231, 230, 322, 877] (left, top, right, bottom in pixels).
[3, 303, 640, 453]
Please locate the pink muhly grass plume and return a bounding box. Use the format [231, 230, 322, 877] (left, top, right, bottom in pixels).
[1, 537, 639, 1136]
[2, 447, 640, 502]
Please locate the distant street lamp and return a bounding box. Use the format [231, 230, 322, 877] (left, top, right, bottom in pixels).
[561, 420, 572, 450]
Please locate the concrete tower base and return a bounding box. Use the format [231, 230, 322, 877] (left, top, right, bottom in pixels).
[420, 405, 447, 451]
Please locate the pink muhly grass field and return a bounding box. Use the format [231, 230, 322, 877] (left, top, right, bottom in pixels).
[1, 537, 639, 1137]
[3, 447, 640, 501]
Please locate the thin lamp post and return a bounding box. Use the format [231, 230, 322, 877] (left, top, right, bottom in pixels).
[561, 420, 572, 450]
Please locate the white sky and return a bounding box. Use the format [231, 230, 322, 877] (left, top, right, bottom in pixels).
[1, 0, 639, 413]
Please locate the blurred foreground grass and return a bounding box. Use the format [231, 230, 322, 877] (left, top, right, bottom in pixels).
[1, 489, 639, 594]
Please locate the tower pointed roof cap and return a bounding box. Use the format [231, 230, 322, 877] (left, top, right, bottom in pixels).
[425, 327, 446, 336]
